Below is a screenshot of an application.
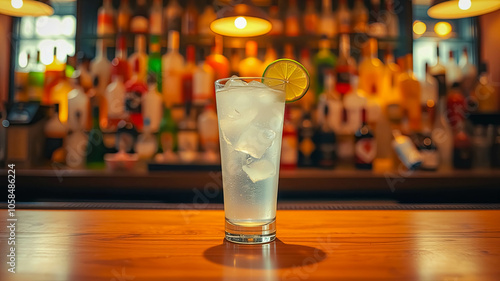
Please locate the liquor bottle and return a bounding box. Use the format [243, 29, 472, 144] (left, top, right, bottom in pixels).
[317, 102, 337, 168]
[303, 0, 319, 35]
[285, 0, 300, 37]
[182, 45, 198, 104]
[338, 0, 351, 34]
[158, 106, 178, 159]
[472, 63, 497, 113]
[447, 83, 466, 129]
[205, 36, 230, 81]
[453, 122, 472, 169]
[150, 0, 163, 35]
[335, 34, 355, 95]
[142, 74, 163, 133]
[313, 36, 337, 97]
[320, 0, 337, 38]
[230, 49, 242, 76]
[117, 0, 131, 33]
[492, 126, 500, 168]
[128, 35, 148, 83]
[368, 0, 386, 38]
[193, 49, 215, 105]
[111, 35, 130, 81]
[86, 107, 107, 169]
[182, 0, 198, 36]
[374, 107, 394, 172]
[67, 76, 89, 134]
[197, 103, 219, 163]
[352, 0, 369, 33]
[397, 54, 422, 133]
[198, 1, 216, 36]
[343, 75, 367, 134]
[380, 49, 401, 107]
[135, 118, 158, 160]
[432, 95, 453, 170]
[115, 117, 138, 153]
[268, 5, 283, 36]
[125, 60, 148, 131]
[385, 0, 399, 38]
[97, 0, 115, 36]
[44, 47, 72, 123]
[65, 111, 88, 169]
[177, 103, 199, 162]
[239, 41, 263, 77]
[163, 0, 183, 33]
[359, 38, 384, 100]
[262, 44, 278, 74]
[421, 63, 438, 113]
[392, 130, 422, 170]
[417, 108, 438, 171]
[162, 30, 185, 107]
[283, 44, 296, 61]
[77, 54, 93, 93]
[90, 40, 111, 97]
[446, 50, 462, 88]
[459, 47, 477, 95]
[298, 111, 317, 167]
[130, 0, 149, 33]
[106, 36, 129, 128]
[88, 77, 108, 130]
[471, 125, 491, 169]
[148, 35, 163, 90]
[429, 44, 447, 98]
[281, 107, 298, 170]
[27, 51, 45, 102]
[44, 104, 68, 160]
[355, 108, 376, 169]
[298, 48, 316, 110]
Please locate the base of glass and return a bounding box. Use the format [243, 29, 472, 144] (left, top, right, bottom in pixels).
[225, 218, 276, 244]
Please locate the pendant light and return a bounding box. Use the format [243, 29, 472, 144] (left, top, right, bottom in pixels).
[428, 0, 500, 19]
[210, 0, 272, 37]
[0, 0, 54, 17]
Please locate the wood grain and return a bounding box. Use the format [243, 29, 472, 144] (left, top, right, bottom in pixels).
[0, 209, 500, 280]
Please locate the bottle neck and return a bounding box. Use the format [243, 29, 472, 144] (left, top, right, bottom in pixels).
[135, 35, 146, 54]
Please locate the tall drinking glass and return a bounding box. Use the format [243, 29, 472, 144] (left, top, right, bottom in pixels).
[215, 77, 287, 244]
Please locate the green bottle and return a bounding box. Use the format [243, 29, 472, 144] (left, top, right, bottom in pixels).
[313, 36, 337, 98]
[148, 35, 162, 91]
[158, 107, 177, 153]
[86, 107, 106, 169]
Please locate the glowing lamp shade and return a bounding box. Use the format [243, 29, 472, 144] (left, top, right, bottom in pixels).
[428, 0, 500, 19]
[0, 0, 53, 17]
[210, 0, 272, 37]
[434, 21, 452, 37]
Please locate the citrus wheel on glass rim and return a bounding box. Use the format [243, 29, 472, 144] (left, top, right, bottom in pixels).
[262, 59, 310, 103]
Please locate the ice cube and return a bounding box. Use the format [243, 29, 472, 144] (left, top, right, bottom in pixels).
[235, 124, 276, 159]
[247, 80, 267, 88]
[242, 159, 276, 183]
[224, 76, 247, 88]
[219, 109, 258, 145]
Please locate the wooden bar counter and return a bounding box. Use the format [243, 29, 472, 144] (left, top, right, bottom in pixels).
[1, 209, 500, 280]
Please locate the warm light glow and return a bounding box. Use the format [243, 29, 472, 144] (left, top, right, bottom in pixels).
[413, 21, 427, 35]
[428, 0, 500, 19]
[434, 22, 452, 37]
[427, 99, 435, 108]
[18, 51, 28, 68]
[211, 16, 272, 37]
[0, 0, 53, 17]
[11, 0, 23, 9]
[234, 16, 247, 29]
[458, 0, 471, 10]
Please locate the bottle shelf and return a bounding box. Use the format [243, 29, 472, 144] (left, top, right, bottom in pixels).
[78, 33, 400, 50]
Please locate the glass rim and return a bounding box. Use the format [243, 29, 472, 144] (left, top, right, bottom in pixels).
[215, 77, 287, 88]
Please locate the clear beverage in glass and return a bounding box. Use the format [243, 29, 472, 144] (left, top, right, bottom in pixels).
[215, 77, 286, 244]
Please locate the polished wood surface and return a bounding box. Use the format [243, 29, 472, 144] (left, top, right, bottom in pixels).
[1, 209, 500, 280]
